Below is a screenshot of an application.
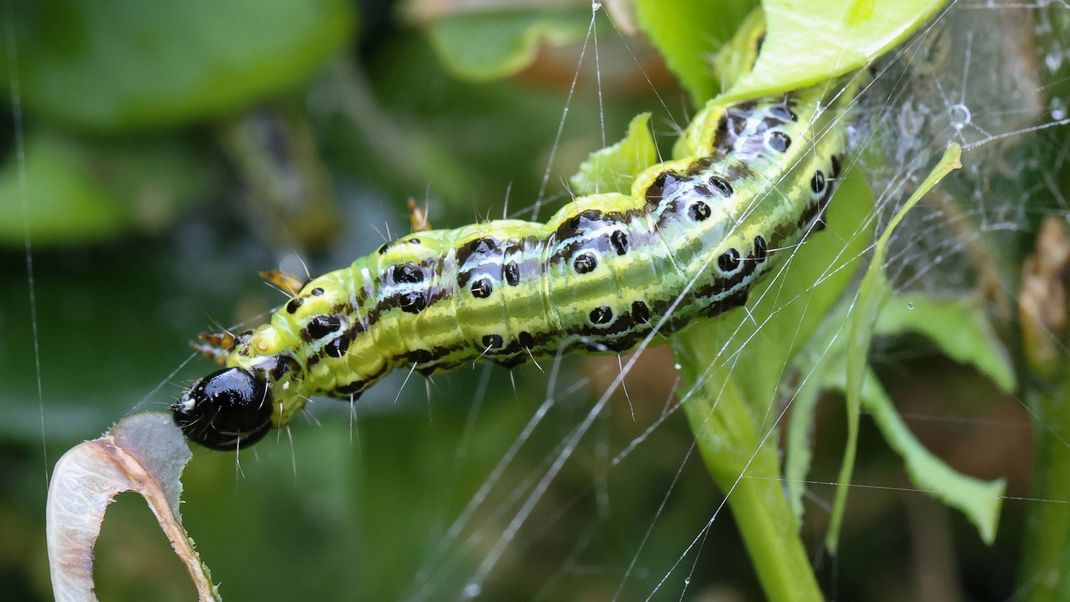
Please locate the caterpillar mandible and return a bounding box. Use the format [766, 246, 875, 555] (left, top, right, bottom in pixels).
[172, 47, 856, 451]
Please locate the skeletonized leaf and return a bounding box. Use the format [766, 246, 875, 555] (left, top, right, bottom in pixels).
[783, 372, 827, 521]
[46, 413, 218, 602]
[786, 290, 1011, 541]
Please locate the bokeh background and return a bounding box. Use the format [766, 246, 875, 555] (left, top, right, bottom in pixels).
[0, 1, 1066, 600]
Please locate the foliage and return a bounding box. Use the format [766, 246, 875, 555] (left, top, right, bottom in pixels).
[6, 0, 1067, 600]
[719, 0, 950, 103]
[575, 1, 1015, 598]
[1, 0, 354, 131]
[411, 2, 591, 81]
[569, 112, 656, 195]
[632, 0, 756, 104]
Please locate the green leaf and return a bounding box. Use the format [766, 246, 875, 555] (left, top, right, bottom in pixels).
[827, 143, 962, 552]
[876, 293, 1016, 392]
[0, 132, 125, 245]
[787, 289, 1014, 525]
[422, 6, 590, 81]
[712, 8, 767, 92]
[783, 366, 828, 521]
[719, 0, 949, 103]
[0, 130, 217, 246]
[6, 0, 354, 131]
[569, 112, 657, 195]
[786, 300, 1006, 544]
[861, 373, 1005, 545]
[781, 295, 855, 521]
[634, 0, 757, 106]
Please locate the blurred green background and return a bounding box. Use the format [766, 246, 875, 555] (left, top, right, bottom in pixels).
[0, 0, 1052, 600]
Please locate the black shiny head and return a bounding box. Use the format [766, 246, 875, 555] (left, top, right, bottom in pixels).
[172, 368, 273, 451]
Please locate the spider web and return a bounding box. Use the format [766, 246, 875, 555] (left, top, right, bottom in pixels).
[12, 0, 1070, 600]
[389, 3, 1070, 600]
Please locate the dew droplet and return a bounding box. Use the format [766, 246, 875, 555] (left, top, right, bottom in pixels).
[463, 583, 482, 598]
[948, 103, 971, 131]
[1045, 44, 1064, 73]
[1051, 98, 1067, 121]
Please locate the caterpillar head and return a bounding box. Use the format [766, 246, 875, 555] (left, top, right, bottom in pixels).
[172, 367, 273, 450]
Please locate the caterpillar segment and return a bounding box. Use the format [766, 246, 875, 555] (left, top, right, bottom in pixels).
[172, 81, 853, 450]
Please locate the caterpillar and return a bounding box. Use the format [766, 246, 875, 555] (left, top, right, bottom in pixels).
[172, 40, 857, 451]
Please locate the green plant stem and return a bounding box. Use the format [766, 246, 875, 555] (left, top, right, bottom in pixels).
[677, 342, 823, 602]
[1018, 217, 1070, 601]
[1021, 377, 1070, 602]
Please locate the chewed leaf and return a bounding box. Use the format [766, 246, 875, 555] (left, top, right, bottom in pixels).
[861, 373, 1005, 544]
[634, 0, 756, 105]
[827, 144, 962, 553]
[876, 293, 1016, 392]
[783, 297, 853, 523]
[420, 6, 590, 81]
[783, 373, 826, 521]
[46, 413, 218, 601]
[786, 295, 1006, 543]
[818, 361, 1005, 543]
[569, 112, 657, 195]
[718, 0, 949, 103]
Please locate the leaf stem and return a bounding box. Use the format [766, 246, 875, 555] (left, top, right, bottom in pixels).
[677, 343, 823, 602]
[1020, 379, 1070, 602]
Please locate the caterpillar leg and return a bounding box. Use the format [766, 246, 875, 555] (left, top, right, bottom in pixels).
[408, 197, 432, 232]
[190, 331, 235, 365]
[258, 269, 306, 296]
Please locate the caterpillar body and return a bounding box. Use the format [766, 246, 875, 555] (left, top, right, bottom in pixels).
[173, 79, 854, 450]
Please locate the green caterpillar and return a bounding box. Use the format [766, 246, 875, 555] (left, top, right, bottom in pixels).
[172, 37, 855, 451]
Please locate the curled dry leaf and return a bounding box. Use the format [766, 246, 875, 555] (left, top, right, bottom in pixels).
[46, 412, 218, 602]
